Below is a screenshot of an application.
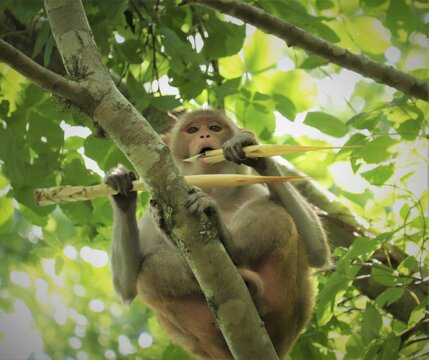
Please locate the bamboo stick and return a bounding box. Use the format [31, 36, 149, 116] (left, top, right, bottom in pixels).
[34, 174, 308, 206]
[184, 144, 359, 164]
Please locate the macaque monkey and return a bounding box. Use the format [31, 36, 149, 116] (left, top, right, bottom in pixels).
[105, 109, 330, 359]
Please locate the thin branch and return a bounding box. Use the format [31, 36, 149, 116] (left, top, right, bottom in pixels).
[188, 0, 429, 101]
[0, 39, 91, 107]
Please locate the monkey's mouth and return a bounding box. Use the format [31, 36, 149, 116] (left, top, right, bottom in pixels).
[199, 147, 214, 155]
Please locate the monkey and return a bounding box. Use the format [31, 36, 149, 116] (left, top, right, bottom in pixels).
[104, 109, 330, 359]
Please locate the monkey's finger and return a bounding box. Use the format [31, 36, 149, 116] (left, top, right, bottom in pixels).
[223, 143, 244, 164]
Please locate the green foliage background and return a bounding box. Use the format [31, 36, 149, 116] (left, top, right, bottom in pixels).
[0, 0, 427, 359]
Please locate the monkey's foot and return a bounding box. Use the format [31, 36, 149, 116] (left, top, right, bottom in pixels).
[149, 198, 170, 236]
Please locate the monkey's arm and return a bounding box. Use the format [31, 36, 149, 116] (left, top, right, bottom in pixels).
[224, 132, 331, 268]
[259, 159, 330, 268]
[105, 166, 143, 303]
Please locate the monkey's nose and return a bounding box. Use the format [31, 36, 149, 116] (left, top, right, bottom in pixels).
[200, 134, 210, 138]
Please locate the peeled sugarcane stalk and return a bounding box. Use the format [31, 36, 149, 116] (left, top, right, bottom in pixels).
[184, 144, 359, 164]
[34, 174, 309, 206]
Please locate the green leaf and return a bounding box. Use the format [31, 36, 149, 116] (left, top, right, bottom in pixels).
[237, 103, 276, 139]
[43, 34, 54, 67]
[360, 164, 394, 184]
[304, 112, 348, 137]
[348, 237, 379, 260]
[179, 73, 206, 99]
[397, 119, 422, 141]
[397, 256, 419, 275]
[316, 0, 335, 10]
[362, 0, 386, 6]
[60, 202, 93, 225]
[32, 21, 51, 59]
[43, 231, 62, 250]
[381, 335, 400, 360]
[65, 136, 85, 151]
[347, 111, 380, 130]
[316, 273, 349, 326]
[203, 17, 245, 59]
[300, 55, 328, 69]
[371, 265, 397, 287]
[115, 39, 142, 64]
[361, 303, 382, 345]
[34, 246, 57, 258]
[162, 344, 194, 360]
[150, 95, 182, 111]
[375, 288, 405, 307]
[273, 94, 296, 120]
[0, 174, 8, 189]
[310, 22, 341, 43]
[363, 342, 383, 360]
[358, 136, 397, 164]
[84, 136, 112, 167]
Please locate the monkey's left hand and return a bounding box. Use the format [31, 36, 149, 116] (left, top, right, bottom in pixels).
[184, 187, 217, 217]
[223, 130, 264, 169]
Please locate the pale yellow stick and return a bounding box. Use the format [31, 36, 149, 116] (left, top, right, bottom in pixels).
[184, 144, 359, 164]
[34, 174, 308, 206]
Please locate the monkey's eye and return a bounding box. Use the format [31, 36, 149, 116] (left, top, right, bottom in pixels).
[186, 126, 199, 134]
[209, 125, 222, 132]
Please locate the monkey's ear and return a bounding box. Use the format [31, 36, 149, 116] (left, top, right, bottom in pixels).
[161, 133, 171, 147]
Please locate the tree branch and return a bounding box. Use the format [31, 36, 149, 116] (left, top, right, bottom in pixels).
[0, 39, 91, 107]
[189, 0, 429, 101]
[42, 0, 278, 358]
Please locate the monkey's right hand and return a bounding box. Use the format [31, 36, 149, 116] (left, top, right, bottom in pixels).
[104, 164, 137, 211]
[223, 130, 264, 170]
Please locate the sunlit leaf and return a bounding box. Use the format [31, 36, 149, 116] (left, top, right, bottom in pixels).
[343, 16, 391, 54]
[244, 30, 284, 74]
[219, 54, 244, 79]
[358, 136, 398, 164]
[360, 164, 394, 184]
[254, 70, 318, 112]
[0, 197, 13, 226]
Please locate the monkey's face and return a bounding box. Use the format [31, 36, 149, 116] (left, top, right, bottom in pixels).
[171, 115, 235, 174]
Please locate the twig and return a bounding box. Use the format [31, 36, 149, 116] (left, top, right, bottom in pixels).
[184, 144, 359, 164]
[187, 0, 429, 101]
[34, 174, 308, 206]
